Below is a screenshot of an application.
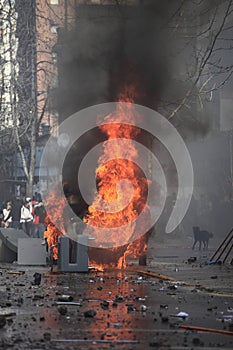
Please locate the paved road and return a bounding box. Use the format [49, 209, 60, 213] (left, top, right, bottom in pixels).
[0, 245, 232, 350]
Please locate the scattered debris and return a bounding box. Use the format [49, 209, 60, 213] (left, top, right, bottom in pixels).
[56, 301, 81, 306]
[204, 260, 219, 265]
[58, 306, 68, 315]
[161, 316, 169, 323]
[216, 315, 233, 323]
[170, 312, 189, 319]
[0, 254, 232, 348]
[140, 304, 147, 312]
[7, 271, 25, 275]
[168, 284, 178, 290]
[57, 295, 73, 302]
[127, 304, 136, 313]
[115, 295, 124, 302]
[32, 294, 44, 301]
[43, 332, 51, 341]
[0, 316, 6, 328]
[100, 300, 109, 310]
[84, 310, 97, 318]
[33, 272, 41, 285]
[113, 322, 121, 328]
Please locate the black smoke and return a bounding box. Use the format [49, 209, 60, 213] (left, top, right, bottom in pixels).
[54, 0, 177, 120]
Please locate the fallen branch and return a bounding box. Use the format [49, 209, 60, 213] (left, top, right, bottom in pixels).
[134, 269, 176, 281]
[56, 302, 81, 306]
[179, 324, 233, 336]
[52, 339, 139, 344]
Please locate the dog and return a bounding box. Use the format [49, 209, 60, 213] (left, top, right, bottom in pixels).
[192, 226, 213, 250]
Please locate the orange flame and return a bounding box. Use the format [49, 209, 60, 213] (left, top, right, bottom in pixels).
[44, 84, 150, 267]
[44, 185, 67, 260]
[85, 85, 149, 268]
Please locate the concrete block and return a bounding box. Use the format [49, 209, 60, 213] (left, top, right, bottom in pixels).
[58, 235, 89, 272]
[0, 238, 17, 263]
[0, 228, 29, 262]
[17, 238, 47, 265]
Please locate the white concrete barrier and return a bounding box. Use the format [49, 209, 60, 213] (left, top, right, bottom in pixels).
[17, 238, 47, 265]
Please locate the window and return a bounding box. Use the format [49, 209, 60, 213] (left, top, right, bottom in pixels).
[50, 24, 59, 34]
[49, 0, 59, 5]
[51, 52, 57, 62]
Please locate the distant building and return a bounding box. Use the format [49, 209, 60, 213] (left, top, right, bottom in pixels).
[36, 0, 76, 134]
[0, 0, 18, 128]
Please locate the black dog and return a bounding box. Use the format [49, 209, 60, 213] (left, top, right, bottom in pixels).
[192, 226, 213, 250]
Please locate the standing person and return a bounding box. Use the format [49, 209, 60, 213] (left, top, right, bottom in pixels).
[3, 202, 12, 228]
[11, 197, 22, 229]
[0, 203, 4, 227]
[33, 201, 46, 241]
[26, 197, 33, 215]
[20, 200, 33, 236]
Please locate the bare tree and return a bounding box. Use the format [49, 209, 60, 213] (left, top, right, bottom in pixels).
[158, 0, 233, 197]
[155, 0, 233, 120]
[0, 0, 62, 197]
[0, 0, 39, 196]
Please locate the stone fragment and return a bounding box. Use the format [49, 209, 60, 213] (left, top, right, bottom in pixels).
[58, 306, 68, 315]
[0, 316, 6, 328]
[84, 310, 97, 318]
[43, 332, 51, 341]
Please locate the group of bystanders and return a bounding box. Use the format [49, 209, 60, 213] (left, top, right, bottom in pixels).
[0, 194, 46, 243]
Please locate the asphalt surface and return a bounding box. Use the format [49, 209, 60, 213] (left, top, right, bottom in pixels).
[0, 240, 232, 350]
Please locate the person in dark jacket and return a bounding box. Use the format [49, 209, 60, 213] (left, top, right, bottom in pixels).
[11, 197, 22, 229]
[32, 201, 46, 240]
[0, 204, 4, 227]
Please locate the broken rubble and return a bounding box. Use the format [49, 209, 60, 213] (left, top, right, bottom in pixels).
[0, 316, 6, 328]
[57, 295, 73, 302]
[84, 309, 97, 318]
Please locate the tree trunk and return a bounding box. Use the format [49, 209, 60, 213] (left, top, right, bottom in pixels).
[27, 117, 37, 197]
[26, 1, 37, 198]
